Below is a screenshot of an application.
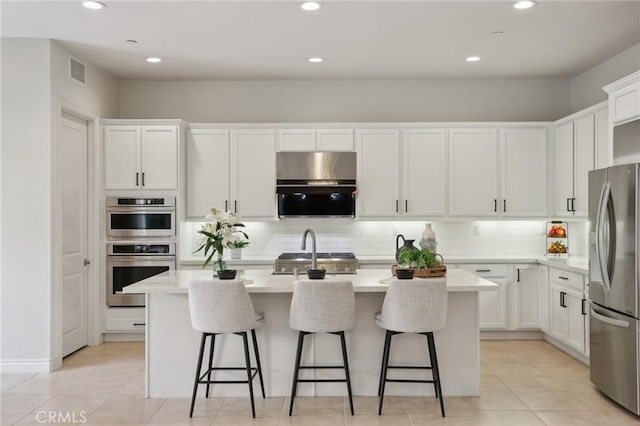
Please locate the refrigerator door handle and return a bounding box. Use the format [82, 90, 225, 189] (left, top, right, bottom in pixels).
[596, 182, 612, 292]
[590, 307, 630, 328]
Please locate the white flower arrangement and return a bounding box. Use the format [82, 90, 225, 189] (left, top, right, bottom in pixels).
[194, 208, 249, 270]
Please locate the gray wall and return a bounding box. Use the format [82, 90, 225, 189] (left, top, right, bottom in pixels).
[118, 78, 571, 122]
[570, 43, 640, 112]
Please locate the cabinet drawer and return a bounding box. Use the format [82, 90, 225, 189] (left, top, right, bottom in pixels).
[105, 318, 146, 333]
[458, 264, 507, 278]
[549, 268, 584, 291]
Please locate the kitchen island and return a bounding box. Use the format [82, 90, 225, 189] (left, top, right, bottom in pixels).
[124, 268, 497, 398]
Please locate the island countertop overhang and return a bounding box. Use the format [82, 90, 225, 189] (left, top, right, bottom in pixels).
[123, 267, 499, 294]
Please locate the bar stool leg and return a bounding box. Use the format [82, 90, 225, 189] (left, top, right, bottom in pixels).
[241, 332, 256, 418]
[190, 333, 207, 418]
[427, 332, 445, 417]
[206, 334, 216, 398]
[251, 329, 266, 399]
[289, 331, 306, 416]
[378, 330, 393, 416]
[377, 330, 391, 397]
[338, 331, 354, 416]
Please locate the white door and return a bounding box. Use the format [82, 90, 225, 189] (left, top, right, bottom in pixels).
[60, 115, 88, 356]
[402, 129, 447, 216]
[573, 114, 595, 216]
[140, 126, 179, 190]
[500, 128, 547, 216]
[104, 125, 139, 190]
[356, 129, 401, 217]
[231, 129, 276, 218]
[513, 265, 538, 329]
[555, 122, 575, 216]
[448, 129, 498, 216]
[186, 129, 230, 218]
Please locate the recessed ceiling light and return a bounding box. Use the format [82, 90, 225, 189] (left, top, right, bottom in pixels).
[466, 56, 481, 62]
[492, 31, 504, 36]
[300, 2, 321, 11]
[126, 39, 138, 44]
[307, 57, 324, 63]
[514, 1, 537, 10]
[146, 57, 162, 63]
[82, 1, 106, 10]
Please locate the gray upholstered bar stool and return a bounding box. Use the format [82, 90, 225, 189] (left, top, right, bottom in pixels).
[376, 278, 447, 417]
[187, 279, 265, 418]
[288, 280, 356, 416]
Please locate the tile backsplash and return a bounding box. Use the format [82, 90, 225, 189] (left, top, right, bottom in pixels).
[180, 219, 589, 261]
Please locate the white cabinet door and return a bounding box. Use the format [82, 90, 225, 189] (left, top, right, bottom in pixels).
[611, 84, 640, 124]
[104, 125, 139, 190]
[357, 129, 401, 217]
[186, 129, 230, 218]
[449, 129, 498, 216]
[573, 114, 595, 216]
[513, 265, 538, 329]
[555, 122, 574, 216]
[478, 277, 508, 329]
[231, 129, 276, 219]
[538, 265, 549, 333]
[277, 129, 316, 151]
[549, 284, 569, 340]
[317, 129, 354, 151]
[566, 289, 586, 353]
[402, 129, 447, 216]
[595, 107, 610, 169]
[500, 128, 547, 216]
[140, 126, 178, 190]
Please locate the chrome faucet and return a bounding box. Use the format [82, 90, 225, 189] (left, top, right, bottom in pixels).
[300, 228, 318, 270]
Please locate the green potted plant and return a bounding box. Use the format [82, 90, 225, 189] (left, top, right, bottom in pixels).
[394, 247, 446, 278]
[228, 236, 250, 259]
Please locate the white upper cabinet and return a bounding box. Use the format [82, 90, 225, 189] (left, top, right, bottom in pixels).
[277, 128, 353, 152]
[402, 130, 447, 216]
[594, 107, 610, 169]
[555, 112, 595, 217]
[140, 126, 179, 190]
[230, 129, 277, 219]
[104, 124, 178, 191]
[357, 129, 401, 217]
[449, 129, 499, 216]
[604, 71, 640, 125]
[186, 129, 230, 219]
[500, 128, 547, 216]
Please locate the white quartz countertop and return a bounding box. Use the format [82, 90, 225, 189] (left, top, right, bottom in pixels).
[179, 255, 589, 274]
[124, 268, 499, 294]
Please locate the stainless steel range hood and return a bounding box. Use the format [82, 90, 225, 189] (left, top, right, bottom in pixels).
[276, 152, 357, 218]
[276, 151, 356, 184]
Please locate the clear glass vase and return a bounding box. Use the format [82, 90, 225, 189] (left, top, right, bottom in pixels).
[213, 251, 226, 274]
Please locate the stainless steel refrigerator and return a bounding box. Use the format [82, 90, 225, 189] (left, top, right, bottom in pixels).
[589, 159, 640, 415]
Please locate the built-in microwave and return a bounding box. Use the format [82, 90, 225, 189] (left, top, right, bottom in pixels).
[276, 152, 357, 218]
[106, 197, 176, 239]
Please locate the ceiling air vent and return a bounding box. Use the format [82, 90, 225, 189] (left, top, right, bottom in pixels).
[69, 57, 86, 84]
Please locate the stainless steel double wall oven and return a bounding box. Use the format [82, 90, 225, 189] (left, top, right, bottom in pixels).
[106, 197, 176, 307]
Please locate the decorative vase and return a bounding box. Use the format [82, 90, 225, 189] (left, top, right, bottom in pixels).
[213, 251, 226, 275]
[230, 248, 242, 259]
[395, 234, 419, 262]
[419, 223, 437, 252]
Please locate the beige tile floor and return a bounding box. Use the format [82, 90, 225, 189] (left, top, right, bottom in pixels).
[2, 340, 639, 425]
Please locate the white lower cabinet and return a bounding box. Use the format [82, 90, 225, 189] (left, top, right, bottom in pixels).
[104, 307, 145, 334]
[513, 264, 538, 329]
[458, 264, 508, 329]
[537, 265, 550, 333]
[548, 268, 588, 354]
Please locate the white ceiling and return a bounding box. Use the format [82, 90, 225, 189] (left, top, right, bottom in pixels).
[2, 1, 639, 80]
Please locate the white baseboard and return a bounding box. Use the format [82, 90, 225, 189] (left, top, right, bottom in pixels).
[0, 358, 57, 373]
[543, 334, 590, 365]
[103, 333, 145, 342]
[480, 330, 544, 340]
